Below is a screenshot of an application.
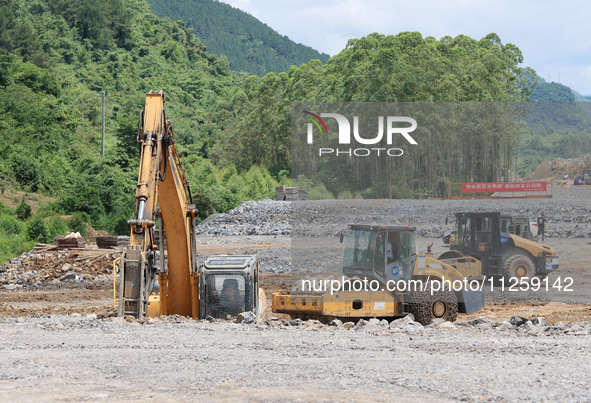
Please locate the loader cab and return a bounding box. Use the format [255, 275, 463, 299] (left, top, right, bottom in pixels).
[200, 255, 261, 319]
[343, 225, 416, 284]
[455, 212, 501, 255]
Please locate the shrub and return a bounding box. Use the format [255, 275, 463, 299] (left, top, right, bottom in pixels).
[46, 216, 69, 239]
[26, 217, 49, 242]
[16, 197, 32, 220]
[0, 214, 24, 236]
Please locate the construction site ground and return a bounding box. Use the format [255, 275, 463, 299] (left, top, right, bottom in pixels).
[1, 236, 590, 323]
[1, 190, 591, 401]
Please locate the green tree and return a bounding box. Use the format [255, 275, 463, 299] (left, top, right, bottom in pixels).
[16, 197, 32, 220]
[26, 216, 48, 242]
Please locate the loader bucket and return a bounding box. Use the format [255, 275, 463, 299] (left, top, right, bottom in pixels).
[456, 288, 485, 314]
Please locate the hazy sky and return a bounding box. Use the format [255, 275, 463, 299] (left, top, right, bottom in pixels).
[220, 0, 591, 95]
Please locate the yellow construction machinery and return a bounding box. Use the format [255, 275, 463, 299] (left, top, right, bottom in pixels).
[439, 212, 559, 280]
[116, 91, 266, 319]
[273, 225, 485, 325]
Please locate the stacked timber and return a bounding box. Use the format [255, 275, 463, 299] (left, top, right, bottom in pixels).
[55, 232, 86, 248]
[96, 236, 130, 249]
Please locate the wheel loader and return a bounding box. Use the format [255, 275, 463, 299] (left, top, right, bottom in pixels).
[439, 212, 559, 280]
[272, 225, 485, 325]
[443, 213, 538, 243]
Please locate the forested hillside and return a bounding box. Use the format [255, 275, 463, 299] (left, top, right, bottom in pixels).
[1, 0, 587, 265]
[212, 33, 537, 198]
[0, 0, 280, 262]
[515, 79, 591, 176]
[146, 0, 330, 76]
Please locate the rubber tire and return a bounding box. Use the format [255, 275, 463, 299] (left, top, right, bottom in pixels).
[503, 255, 535, 280]
[409, 283, 458, 325]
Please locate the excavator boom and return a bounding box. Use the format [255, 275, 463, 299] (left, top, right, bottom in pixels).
[118, 91, 198, 318]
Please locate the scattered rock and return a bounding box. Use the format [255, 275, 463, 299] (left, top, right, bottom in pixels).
[389, 314, 416, 329]
[60, 271, 81, 282]
[339, 322, 355, 330]
[495, 320, 513, 329]
[235, 312, 256, 324]
[354, 319, 368, 330]
[456, 317, 495, 327]
[301, 319, 325, 330]
[329, 319, 342, 327]
[428, 318, 446, 327]
[510, 315, 528, 326]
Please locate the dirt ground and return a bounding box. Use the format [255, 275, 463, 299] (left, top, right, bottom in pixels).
[1, 235, 590, 324]
[1, 195, 590, 401]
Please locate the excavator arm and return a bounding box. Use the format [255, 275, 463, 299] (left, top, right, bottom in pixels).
[118, 91, 199, 318]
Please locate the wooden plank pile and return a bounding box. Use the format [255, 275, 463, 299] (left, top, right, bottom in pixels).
[55, 234, 86, 248]
[96, 236, 130, 249]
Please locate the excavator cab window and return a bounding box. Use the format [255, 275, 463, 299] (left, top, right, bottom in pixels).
[500, 218, 510, 233]
[204, 274, 248, 318]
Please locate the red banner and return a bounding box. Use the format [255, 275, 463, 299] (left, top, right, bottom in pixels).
[461, 182, 547, 193]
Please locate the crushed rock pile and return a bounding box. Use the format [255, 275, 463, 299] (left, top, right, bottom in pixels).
[260, 314, 591, 336]
[197, 200, 291, 236]
[0, 247, 120, 290]
[115, 312, 591, 337]
[292, 198, 591, 239]
[196, 192, 590, 241]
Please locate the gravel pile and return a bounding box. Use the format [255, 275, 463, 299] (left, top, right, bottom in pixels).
[293, 195, 591, 239]
[196, 187, 590, 239]
[197, 200, 291, 236]
[260, 313, 591, 337]
[528, 153, 591, 181]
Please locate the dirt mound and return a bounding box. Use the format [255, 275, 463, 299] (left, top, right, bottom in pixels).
[85, 224, 110, 242]
[528, 153, 591, 182]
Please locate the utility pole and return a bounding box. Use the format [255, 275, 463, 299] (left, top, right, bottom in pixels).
[97, 88, 109, 156]
[101, 89, 106, 156]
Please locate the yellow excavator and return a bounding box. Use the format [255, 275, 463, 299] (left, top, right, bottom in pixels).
[116, 91, 266, 319]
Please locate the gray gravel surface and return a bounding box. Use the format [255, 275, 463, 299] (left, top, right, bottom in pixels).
[1, 189, 589, 401]
[1, 315, 590, 402]
[196, 187, 591, 239]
